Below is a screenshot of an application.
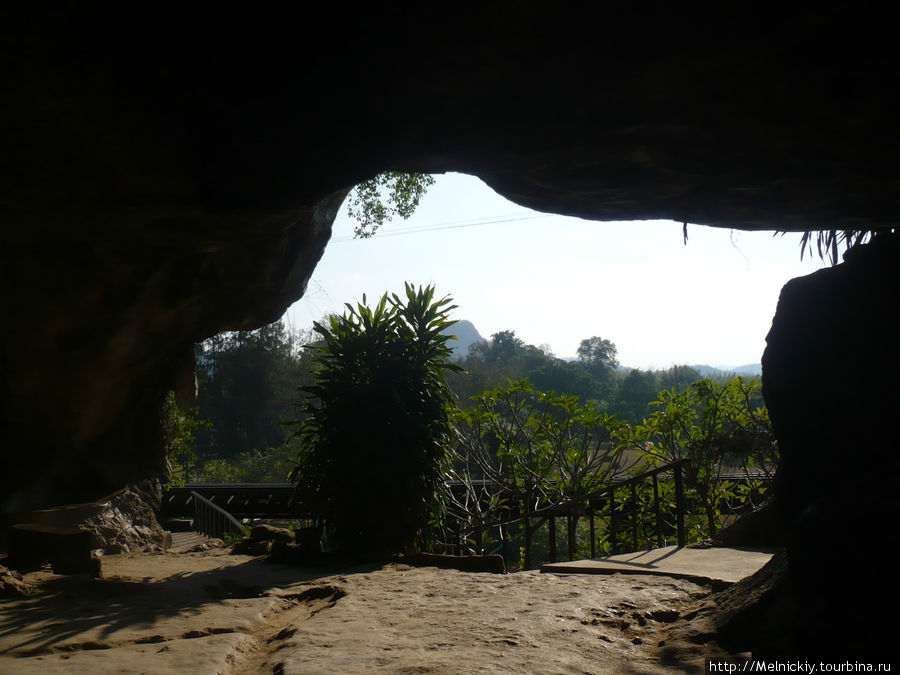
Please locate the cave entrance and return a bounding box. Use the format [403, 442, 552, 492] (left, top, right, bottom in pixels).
[180, 172, 822, 492]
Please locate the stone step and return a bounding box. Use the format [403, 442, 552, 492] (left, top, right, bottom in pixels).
[168, 531, 209, 553]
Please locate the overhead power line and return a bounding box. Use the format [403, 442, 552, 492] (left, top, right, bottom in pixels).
[331, 213, 552, 242]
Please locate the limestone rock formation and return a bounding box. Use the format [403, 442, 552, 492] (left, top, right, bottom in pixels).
[79, 487, 173, 554]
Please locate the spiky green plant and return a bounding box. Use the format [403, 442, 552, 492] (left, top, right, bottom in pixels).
[288, 283, 461, 557]
[784, 229, 895, 266]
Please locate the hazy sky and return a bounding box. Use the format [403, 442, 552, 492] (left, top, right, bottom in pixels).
[285, 173, 825, 370]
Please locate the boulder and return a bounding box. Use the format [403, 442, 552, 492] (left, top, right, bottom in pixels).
[7, 523, 100, 575]
[231, 538, 271, 557]
[268, 541, 325, 566]
[0, 565, 33, 598]
[249, 524, 294, 544]
[3, 486, 171, 569]
[80, 487, 172, 553]
[712, 499, 787, 548]
[293, 526, 322, 552]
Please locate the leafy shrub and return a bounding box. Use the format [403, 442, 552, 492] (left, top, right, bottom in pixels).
[288, 283, 461, 557]
[622, 377, 775, 539]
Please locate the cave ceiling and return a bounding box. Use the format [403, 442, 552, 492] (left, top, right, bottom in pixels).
[1, 5, 899, 509]
[3, 6, 899, 242]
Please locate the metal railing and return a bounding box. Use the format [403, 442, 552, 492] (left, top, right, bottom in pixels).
[441, 459, 691, 568]
[190, 490, 246, 540]
[162, 483, 297, 519]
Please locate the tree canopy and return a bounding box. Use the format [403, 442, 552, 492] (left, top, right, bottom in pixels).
[346, 172, 436, 238]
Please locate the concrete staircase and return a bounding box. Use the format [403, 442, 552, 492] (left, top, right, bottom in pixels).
[168, 531, 211, 553]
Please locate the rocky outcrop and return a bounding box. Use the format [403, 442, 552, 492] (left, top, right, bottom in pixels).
[4, 486, 171, 572]
[0, 565, 33, 598]
[80, 487, 172, 554]
[762, 232, 900, 659]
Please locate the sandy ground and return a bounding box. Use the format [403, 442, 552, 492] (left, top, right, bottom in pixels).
[0, 546, 732, 674]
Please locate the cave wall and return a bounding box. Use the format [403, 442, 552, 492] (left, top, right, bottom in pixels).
[1, 8, 898, 619]
[762, 233, 899, 658]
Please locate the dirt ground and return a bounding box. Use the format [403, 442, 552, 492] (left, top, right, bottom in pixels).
[0, 545, 734, 673]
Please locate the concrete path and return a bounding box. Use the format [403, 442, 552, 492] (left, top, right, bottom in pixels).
[540, 545, 779, 585]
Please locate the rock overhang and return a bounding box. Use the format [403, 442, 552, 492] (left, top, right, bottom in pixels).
[1, 5, 898, 508]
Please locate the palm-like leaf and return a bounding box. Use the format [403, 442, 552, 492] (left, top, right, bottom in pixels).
[288, 284, 459, 557]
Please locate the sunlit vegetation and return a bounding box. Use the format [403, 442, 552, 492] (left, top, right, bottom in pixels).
[164, 285, 775, 561]
[286, 284, 460, 556]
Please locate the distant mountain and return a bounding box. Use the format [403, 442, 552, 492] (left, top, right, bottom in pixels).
[730, 363, 763, 376]
[613, 363, 762, 377]
[689, 363, 762, 378]
[441, 320, 487, 358]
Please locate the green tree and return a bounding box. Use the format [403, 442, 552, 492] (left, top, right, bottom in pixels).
[448, 380, 624, 567]
[161, 391, 209, 485]
[623, 377, 775, 539]
[197, 445, 297, 483]
[346, 172, 436, 238]
[576, 335, 619, 398]
[449, 330, 609, 409]
[576, 336, 619, 375]
[615, 368, 659, 424]
[288, 283, 461, 557]
[194, 320, 309, 461]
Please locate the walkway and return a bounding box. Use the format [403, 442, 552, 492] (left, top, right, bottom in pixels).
[540, 545, 779, 585]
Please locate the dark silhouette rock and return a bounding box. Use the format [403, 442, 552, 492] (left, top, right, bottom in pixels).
[231, 538, 271, 557]
[7, 523, 100, 575]
[293, 527, 322, 552]
[249, 524, 294, 544]
[763, 233, 900, 659]
[712, 499, 787, 548]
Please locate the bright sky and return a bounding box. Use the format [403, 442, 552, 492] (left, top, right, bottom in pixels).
[285, 173, 826, 370]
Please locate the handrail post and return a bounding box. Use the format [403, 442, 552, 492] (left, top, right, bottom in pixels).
[630, 482, 638, 552]
[190, 490, 245, 540]
[548, 514, 557, 563]
[652, 473, 663, 548]
[589, 501, 596, 559]
[567, 510, 576, 561]
[608, 489, 617, 555]
[674, 462, 686, 548]
[524, 513, 532, 570]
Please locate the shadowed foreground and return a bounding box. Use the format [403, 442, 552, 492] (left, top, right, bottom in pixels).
[0, 545, 747, 673]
